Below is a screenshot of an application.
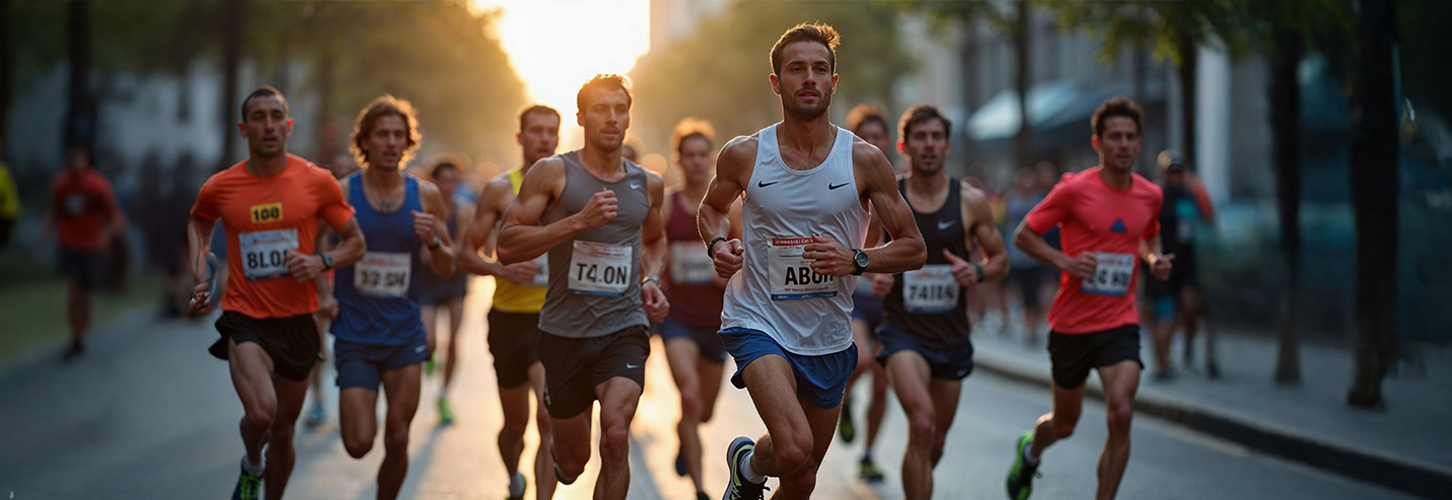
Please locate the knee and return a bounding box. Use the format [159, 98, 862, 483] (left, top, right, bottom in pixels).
[554, 442, 588, 477]
[534, 412, 552, 436]
[384, 425, 410, 455]
[1050, 414, 1078, 440]
[777, 433, 814, 473]
[343, 432, 374, 459]
[679, 391, 702, 423]
[907, 411, 936, 447]
[245, 405, 275, 433]
[699, 405, 716, 424]
[1106, 401, 1134, 436]
[599, 424, 630, 463]
[502, 414, 529, 440]
[780, 467, 817, 495]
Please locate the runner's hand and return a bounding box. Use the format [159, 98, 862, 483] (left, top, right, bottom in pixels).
[412, 210, 438, 243]
[187, 282, 213, 317]
[943, 250, 979, 288]
[713, 238, 744, 278]
[286, 250, 326, 282]
[501, 260, 539, 284]
[1065, 252, 1097, 280]
[804, 235, 854, 277]
[316, 292, 338, 320]
[869, 273, 895, 297]
[1151, 253, 1175, 281]
[642, 280, 669, 323]
[576, 188, 619, 230]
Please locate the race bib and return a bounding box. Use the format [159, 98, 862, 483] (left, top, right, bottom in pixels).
[239, 229, 299, 281]
[670, 240, 714, 285]
[354, 252, 411, 298]
[527, 255, 549, 288]
[1080, 252, 1134, 296]
[768, 237, 836, 300]
[569, 240, 632, 297]
[903, 264, 959, 313]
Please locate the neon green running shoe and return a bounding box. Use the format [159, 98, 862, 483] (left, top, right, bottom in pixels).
[1006, 432, 1041, 500]
[438, 395, 454, 426]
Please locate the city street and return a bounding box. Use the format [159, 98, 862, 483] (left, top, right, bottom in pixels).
[0, 280, 1416, 499]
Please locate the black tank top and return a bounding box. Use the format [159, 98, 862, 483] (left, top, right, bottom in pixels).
[883, 177, 972, 348]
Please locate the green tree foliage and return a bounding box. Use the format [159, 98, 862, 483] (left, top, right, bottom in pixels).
[630, 1, 915, 154]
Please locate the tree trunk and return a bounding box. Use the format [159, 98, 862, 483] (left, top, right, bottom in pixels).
[1270, 28, 1304, 385]
[1176, 33, 1197, 166]
[217, 0, 244, 171]
[1347, 0, 1399, 409]
[1013, 0, 1032, 169]
[64, 0, 93, 152]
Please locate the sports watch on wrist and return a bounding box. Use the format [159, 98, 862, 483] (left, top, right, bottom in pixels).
[320, 252, 334, 270]
[427, 235, 443, 249]
[851, 249, 869, 276]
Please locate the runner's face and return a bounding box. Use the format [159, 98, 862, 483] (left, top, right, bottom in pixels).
[578, 88, 631, 153]
[433, 168, 458, 199]
[771, 41, 836, 121]
[240, 96, 291, 158]
[1165, 169, 1185, 188]
[856, 121, 891, 158]
[904, 118, 950, 176]
[363, 115, 409, 170]
[66, 151, 88, 172]
[1016, 170, 1036, 191]
[1094, 116, 1140, 172]
[678, 136, 714, 187]
[330, 154, 357, 179]
[518, 112, 561, 166]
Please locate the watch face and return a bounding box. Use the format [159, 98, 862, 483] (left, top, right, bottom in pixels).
[854, 251, 869, 268]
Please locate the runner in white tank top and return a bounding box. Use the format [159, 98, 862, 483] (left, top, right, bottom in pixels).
[696, 23, 927, 500]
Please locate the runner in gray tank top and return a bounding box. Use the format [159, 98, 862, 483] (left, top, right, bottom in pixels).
[497, 75, 667, 500]
[698, 24, 926, 500]
[866, 105, 1009, 500]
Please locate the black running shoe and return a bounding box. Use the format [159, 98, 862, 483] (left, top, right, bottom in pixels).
[838, 396, 857, 443]
[675, 444, 688, 476]
[722, 436, 768, 500]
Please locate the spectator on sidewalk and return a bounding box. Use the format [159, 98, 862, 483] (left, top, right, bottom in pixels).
[47, 146, 128, 361]
[1146, 152, 1217, 380]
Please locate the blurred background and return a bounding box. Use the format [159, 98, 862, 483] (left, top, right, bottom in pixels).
[0, 1, 1448, 499]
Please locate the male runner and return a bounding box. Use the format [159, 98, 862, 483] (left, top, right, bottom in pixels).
[837, 103, 893, 482]
[699, 24, 926, 500]
[418, 153, 474, 422]
[305, 152, 359, 428]
[659, 118, 735, 500]
[1005, 96, 1172, 500]
[48, 146, 128, 361]
[187, 86, 365, 500]
[868, 105, 1008, 500]
[324, 96, 454, 500]
[1003, 167, 1050, 344]
[497, 75, 667, 500]
[458, 104, 561, 500]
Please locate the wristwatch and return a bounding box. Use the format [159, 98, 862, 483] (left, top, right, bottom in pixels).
[320, 252, 334, 270]
[851, 249, 869, 276]
[643, 276, 661, 287]
[427, 235, 443, 249]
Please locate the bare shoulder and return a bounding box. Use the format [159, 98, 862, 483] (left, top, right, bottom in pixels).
[478, 173, 516, 211]
[413, 176, 445, 204]
[960, 179, 989, 206]
[718, 134, 759, 166]
[645, 168, 665, 200]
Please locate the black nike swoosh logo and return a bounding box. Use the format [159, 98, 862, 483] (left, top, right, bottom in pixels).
[828, 182, 849, 190]
[758, 180, 780, 188]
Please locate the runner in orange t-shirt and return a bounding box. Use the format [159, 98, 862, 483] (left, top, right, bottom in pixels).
[46, 146, 128, 361]
[1005, 97, 1172, 500]
[186, 86, 365, 500]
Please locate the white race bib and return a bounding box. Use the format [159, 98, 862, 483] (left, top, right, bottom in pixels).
[527, 255, 549, 288]
[670, 240, 714, 285]
[903, 264, 959, 313]
[1080, 252, 1135, 296]
[768, 237, 837, 300]
[354, 252, 411, 298]
[239, 229, 299, 281]
[568, 240, 633, 297]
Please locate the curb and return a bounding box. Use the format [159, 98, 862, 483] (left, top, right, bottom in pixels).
[972, 353, 1452, 500]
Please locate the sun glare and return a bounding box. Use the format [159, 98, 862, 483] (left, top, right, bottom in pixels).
[476, 0, 652, 152]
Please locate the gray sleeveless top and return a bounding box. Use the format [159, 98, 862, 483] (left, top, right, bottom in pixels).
[538, 151, 651, 338]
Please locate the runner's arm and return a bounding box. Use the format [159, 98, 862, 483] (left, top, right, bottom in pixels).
[497, 157, 578, 264]
[964, 183, 1009, 282]
[641, 172, 667, 281]
[458, 179, 511, 276]
[313, 222, 335, 299]
[855, 143, 926, 274]
[698, 136, 751, 248]
[187, 214, 217, 283]
[1014, 181, 1075, 271]
[418, 180, 457, 277]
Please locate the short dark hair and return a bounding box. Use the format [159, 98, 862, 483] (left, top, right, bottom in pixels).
[898, 105, 952, 140]
[1091, 96, 1142, 137]
[518, 104, 560, 132]
[350, 95, 422, 168]
[671, 118, 716, 157]
[576, 74, 633, 113]
[846, 104, 888, 136]
[426, 152, 468, 179]
[240, 86, 289, 119]
[770, 23, 840, 75]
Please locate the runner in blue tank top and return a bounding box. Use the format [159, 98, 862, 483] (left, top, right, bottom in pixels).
[320, 96, 455, 500]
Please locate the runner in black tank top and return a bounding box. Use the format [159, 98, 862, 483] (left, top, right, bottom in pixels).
[868, 106, 1009, 500]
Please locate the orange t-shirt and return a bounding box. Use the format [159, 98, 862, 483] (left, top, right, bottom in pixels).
[191, 154, 355, 319]
[51, 169, 120, 251]
[1025, 169, 1162, 334]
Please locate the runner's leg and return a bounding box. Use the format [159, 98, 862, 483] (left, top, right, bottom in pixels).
[1094, 360, 1140, 500]
[665, 337, 707, 491]
[378, 363, 422, 500]
[594, 377, 643, 500]
[263, 373, 308, 500]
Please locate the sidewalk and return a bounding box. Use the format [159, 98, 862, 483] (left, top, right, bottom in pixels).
[970, 321, 1452, 499]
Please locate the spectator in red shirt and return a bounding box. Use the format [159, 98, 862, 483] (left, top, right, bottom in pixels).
[46, 146, 128, 361]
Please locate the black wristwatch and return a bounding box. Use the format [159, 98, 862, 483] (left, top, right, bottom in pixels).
[320, 252, 334, 270]
[708, 237, 728, 257]
[427, 235, 443, 250]
[851, 248, 869, 276]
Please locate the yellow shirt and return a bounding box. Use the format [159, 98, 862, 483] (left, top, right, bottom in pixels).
[0, 162, 18, 219]
[491, 169, 547, 313]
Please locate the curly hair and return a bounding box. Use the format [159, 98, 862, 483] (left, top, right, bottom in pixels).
[1090, 96, 1143, 138]
[350, 95, 422, 168]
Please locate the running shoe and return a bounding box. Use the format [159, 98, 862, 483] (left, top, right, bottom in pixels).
[231, 463, 263, 500]
[506, 472, 526, 500]
[1005, 432, 1041, 500]
[722, 436, 767, 500]
[858, 456, 885, 483]
[838, 396, 857, 443]
[303, 403, 325, 428]
[675, 445, 688, 477]
[696, 492, 711, 500]
[424, 356, 437, 378]
[438, 396, 454, 426]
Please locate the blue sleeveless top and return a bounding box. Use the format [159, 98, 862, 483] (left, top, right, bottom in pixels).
[332, 173, 426, 346]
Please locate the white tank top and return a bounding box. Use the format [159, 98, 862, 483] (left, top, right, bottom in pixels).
[721, 124, 869, 355]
